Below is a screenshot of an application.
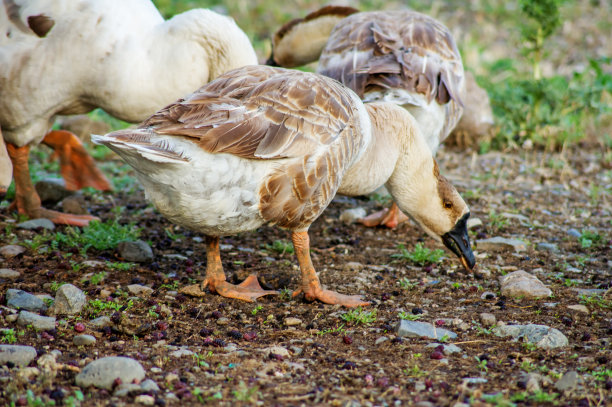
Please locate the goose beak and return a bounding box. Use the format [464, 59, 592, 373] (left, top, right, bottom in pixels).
[441, 212, 476, 272]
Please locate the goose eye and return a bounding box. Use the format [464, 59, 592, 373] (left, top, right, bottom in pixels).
[443, 201, 453, 209]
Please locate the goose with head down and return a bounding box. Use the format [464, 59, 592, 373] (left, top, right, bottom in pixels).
[0, 0, 257, 225]
[269, 7, 491, 228]
[92, 65, 475, 307]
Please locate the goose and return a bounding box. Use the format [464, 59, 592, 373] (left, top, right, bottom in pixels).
[0, 0, 257, 225]
[268, 7, 486, 228]
[92, 65, 476, 307]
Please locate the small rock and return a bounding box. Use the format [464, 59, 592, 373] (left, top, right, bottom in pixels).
[216, 317, 229, 325]
[16, 218, 55, 231]
[114, 383, 143, 397]
[0, 269, 21, 280]
[501, 212, 531, 226]
[343, 262, 364, 272]
[567, 304, 589, 314]
[17, 311, 56, 330]
[284, 317, 302, 326]
[53, 284, 86, 315]
[6, 314, 18, 322]
[73, 335, 97, 346]
[61, 195, 88, 215]
[179, 284, 206, 298]
[7, 289, 47, 312]
[76, 356, 145, 390]
[480, 291, 496, 300]
[170, 348, 194, 358]
[140, 379, 160, 393]
[16, 366, 40, 381]
[467, 217, 483, 229]
[375, 336, 389, 345]
[339, 207, 367, 224]
[500, 270, 552, 299]
[135, 395, 155, 405]
[536, 242, 559, 253]
[567, 228, 581, 238]
[0, 345, 37, 367]
[396, 320, 457, 340]
[572, 288, 606, 297]
[555, 371, 580, 392]
[165, 372, 179, 383]
[35, 179, 72, 203]
[127, 284, 154, 296]
[476, 236, 527, 252]
[260, 346, 290, 358]
[90, 316, 112, 328]
[462, 377, 488, 385]
[0, 245, 25, 258]
[479, 312, 496, 327]
[493, 324, 568, 349]
[117, 240, 153, 263]
[425, 343, 462, 354]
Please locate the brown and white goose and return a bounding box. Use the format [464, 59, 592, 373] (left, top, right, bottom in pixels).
[0, 0, 257, 225]
[269, 7, 470, 228]
[93, 65, 475, 307]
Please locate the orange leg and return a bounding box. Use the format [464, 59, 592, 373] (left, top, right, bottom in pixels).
[42, 130, 112, 191]
[291, 231, 370, 307]
[358, 202, 409, 228]
[200, 236, 277, 302]
[7, 143, 99, 226]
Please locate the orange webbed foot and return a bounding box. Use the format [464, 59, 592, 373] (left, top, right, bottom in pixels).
[32, 208, 99, 227]
[202, 274, 277, 302]
[358, 202, 409, 228]
[293, 287, 370, 307]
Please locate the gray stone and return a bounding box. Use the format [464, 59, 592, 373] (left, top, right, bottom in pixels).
[522, 373, 542, 392]
[572, 288, 606, 297]
[0, 245, 26, 258]
[0, 345, 37, 367]
[536, 242, 559, 253]
[375, 336, 389, 345]
[284, 317, 302, 326]
[7, 289, 47, 312]
[216, 317, 229, 325]
[467, 217, 483, 229]
[425, 343, 462, 354]
[480, 291, 496, 300]
[89, 316, 112, 328]
[479, 312, 496, 327]
[501, 212, 531, 226]
[170, 348, 194, 358]
[73, 335, 96, 346]
[555, 371, 580, 392]
[117, 240, 153, 263]
[17, 311, 56, 331]
[135, 395, 155, 405]
[567, 228, 581, 238]
[0, 269, 21, 280]
[500, 270, 552, 299]
[35, 179, 72, 203]
[260, 346, 290, 358]
[16, 218, 55, 231]
[339, 207, 367, 225]
[127, 284, 153, 296]
[567, 304, 589, 314]
[75, 356, 146, 390]
[53, 284, 86, 315]
[493, 324, 568, 349]
[462, 377, 488, 385]
[396, 320, 457, 340]
[343, 262, 365, 272]
[476, 236, 527, 252]
[114, 383, 143, 397]
[140, 379, 160, 393]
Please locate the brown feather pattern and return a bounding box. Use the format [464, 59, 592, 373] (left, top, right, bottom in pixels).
[136, 66, 365, 229]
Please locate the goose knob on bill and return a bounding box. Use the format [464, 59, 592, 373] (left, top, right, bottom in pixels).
[93, 65, 476, 307]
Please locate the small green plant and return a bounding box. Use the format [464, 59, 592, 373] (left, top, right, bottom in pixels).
[398, 278, 417, 290]
[1, 328, 18, 344]
[232, 381, 260, 403]
[398, 311, 421, 321]
[251, 305, 263, 316]
[192, 351, 212, 368]
[475, 356, 489, 373]
[488, 209, 508, 232]
[49, 281, 66, 292]
[89, 272, 107, 285]
[22, 234, 53, 252]
[518, 0, 561, 79]
[54, 219, 141, 254]
[481, 393, 516, 407]
[278, 288, 292, 301]
[528, 390, 558, 403]
[106, 261, 135, 271]
[578, 229, 604, 249]
[159, 280, 180, 290]
[341, 307, 377, 325]
[438, 334, 450, 343]
[264, 239, 294, 255]
[392, 243, 444, 266]
[520, 360, 537, 373]
[369, 193, 392, 206]
[592, 368, 612, 381]
[164, 227, 185, 241]
[315, 324, 346, 336]
[87, 298, 132, 316]
[404, 364, 426, 378]
[579, 294, 611, 310]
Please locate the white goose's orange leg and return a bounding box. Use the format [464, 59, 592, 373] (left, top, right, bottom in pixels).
[291, 231, 370, 307]
[201, 236, 277, 302]
[42, 130, 112, 191]
[358, 202, 409, 228]
[7, 143, 99, 226]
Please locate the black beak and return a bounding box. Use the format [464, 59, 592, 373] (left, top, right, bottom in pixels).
[265, 54, 279, 67]
[441, 212, 476, 271]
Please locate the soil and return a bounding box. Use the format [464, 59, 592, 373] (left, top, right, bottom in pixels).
[0, 145, 611, 406]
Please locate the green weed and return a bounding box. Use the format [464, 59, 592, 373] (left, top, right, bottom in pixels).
[341, 307, 377, 325]
[398, 312, 422, 321]
[54, 220, 140, 254]
[264, 239, 294, 255]
[392, 243, 444, 266]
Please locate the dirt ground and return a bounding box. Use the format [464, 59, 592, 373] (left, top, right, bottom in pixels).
[0, 143, 610, 406]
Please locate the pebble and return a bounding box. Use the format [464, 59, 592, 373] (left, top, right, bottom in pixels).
[479, 312, 496, 327]
[16, 218, 55, 231]
[170, 348, 194, 358]
[261, 346, 290, 358]
[523, 373, 542, 392]
[89, 316, 112, 328]
[16, 366, 40, 380]
[135, 395, 155, 405]
[17, 311, 56, 331]
[467, 217, 483, 229]
[0, 269, 21, 279]
[572, 288, 606, 297]
[165, 372, 179, 383]
[476, 236, 527, 252]
[61, 195, 88, 215]
[76, 356, 146, 390]
[555, 370, 580, 392]
[500, 270, 552, 299]
[284, 317, 302, 326]
[339, 207, 367, 224]
[567, 304, 589, 314]
[480, 291, 496, 300]
[6, 289, 47, 312]
[127, 284, 154, 296]
[53, 284, 86, 315]
[375, 336, 389, 345]
[493, 324, 568, 349]
[140, 379, 160, 393]
[5, 314, 18, 322]
[567, 228, 581, 238]
[0, 345, 37, 367]
[0, 245, 25, 258]
[425, 343, 463, 354]
[462, 377, 488, 385]
[114, 383, 142, 397]
[35, 179, 72, 203]
[117, 240, 154, 262]
[216, 317, 229, 325]
[395, 320, 458, 340]
[73, 335, 97, 346]
[536, 242, 559, 253]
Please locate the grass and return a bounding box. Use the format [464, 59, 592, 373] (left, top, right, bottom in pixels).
[264, 239, 294, 255]
[578, 228, 605, 249]
[392, 243, 444, 266]
[54, 219, 141, 254]
[340, 307, 377, 325]
[398, 311, 422, 321]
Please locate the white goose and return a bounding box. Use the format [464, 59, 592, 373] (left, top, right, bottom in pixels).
[0, 0, 257, 225]
[268, 7, 479, 228]
[93, 65, 475, 307]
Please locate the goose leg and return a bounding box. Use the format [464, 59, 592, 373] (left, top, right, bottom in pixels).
[201, 235, 277, 302]
[358, 202, 409, 228]
[6, 143, 99, 226]
[42, 130, 112, 191]
[291, 231, 370, 307]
